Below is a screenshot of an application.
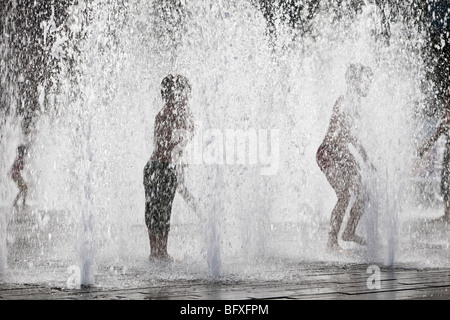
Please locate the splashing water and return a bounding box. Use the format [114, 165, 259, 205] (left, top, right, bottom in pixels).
[1, 0, 448, 287]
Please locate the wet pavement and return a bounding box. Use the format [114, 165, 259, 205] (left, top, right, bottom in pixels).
[1, 261, 449, 300]
[1, 206, 449, 303]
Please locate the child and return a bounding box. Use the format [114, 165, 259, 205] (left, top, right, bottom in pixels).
[11, 144, 28, 209]
[316, 64, 376, 251]
[143, 74, 195, 261]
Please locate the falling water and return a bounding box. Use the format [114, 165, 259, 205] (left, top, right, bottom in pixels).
[1, 0, 448, 287]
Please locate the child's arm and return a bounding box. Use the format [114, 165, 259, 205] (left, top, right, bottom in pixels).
[176, 165, 199, 213]
[418, 115, 448, 157]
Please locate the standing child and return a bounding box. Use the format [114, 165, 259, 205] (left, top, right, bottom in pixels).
[143, 74, 196, 261]
[11, 144, 28, 209]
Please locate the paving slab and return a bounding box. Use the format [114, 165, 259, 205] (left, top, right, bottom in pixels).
[1, 264, 450, 300]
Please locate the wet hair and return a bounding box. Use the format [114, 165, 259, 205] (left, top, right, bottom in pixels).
[161, 74, 191, 103]
[17, 144, 27, 157]
[345, 63, 373, 88]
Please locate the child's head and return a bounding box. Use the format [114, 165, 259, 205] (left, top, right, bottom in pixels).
[17, 144, 27, 157]
[345, 63, 373, 97]
[161, 74, 191, 104]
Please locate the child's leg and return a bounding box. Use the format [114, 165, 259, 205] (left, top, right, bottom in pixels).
[324, 166, 352, 251]
[342, 174, 366, 245]
[442, 193, 450, 221]
[13, 192, 20, 208]
[12, 178, 22, 208]
[440, 166, 450, 221]
[20, 179, 28, 206]
[148, 231, 164, 259]
[342, 199, 366, 245]
[328, 190, 351, 249]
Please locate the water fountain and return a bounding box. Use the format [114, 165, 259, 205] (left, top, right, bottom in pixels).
[0, 0, 448, 289]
